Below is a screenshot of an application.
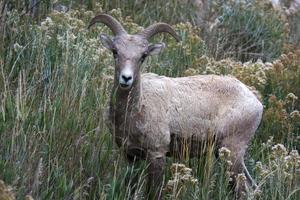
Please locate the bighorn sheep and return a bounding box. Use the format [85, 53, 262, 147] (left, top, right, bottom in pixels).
[89, 14, 263, 199]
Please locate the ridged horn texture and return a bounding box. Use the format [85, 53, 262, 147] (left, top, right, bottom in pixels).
[138, 23, 180, 42]
[88, 14, 126, 36]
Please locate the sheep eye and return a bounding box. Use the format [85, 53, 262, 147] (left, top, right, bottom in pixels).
[140, 53, 147, 63]
[112, 49, 118, 59]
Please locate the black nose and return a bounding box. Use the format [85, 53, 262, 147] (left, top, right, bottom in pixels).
[122, 75, 132, 82]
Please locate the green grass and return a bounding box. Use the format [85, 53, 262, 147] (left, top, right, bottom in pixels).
[0, 1, 299, 199]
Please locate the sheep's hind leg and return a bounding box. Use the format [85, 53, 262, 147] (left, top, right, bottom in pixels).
[218, 139, 251, 200]
[147, 154, 166, 200]
[231, 159, 258, 199]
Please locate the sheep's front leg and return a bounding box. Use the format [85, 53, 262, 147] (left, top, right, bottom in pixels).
[147, 154, 166, 200]
[126, 147, 146, 197]
[125, 154, 140, 197]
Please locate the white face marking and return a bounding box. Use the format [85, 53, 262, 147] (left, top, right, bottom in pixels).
[119, 63, 134, 89]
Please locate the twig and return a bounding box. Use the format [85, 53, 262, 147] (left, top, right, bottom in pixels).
[0, 0, 7, 20]
[20, 0, 43, 17]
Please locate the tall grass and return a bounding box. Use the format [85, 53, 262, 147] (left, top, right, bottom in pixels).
[0, 1, 299, 199]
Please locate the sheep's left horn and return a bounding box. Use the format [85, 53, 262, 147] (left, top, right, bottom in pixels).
[138, 23, 180, 42]
[88, 14, 126, 36]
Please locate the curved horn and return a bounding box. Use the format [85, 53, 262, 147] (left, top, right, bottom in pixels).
[138, 23, 180, 42]
[88, 14, 126, 36]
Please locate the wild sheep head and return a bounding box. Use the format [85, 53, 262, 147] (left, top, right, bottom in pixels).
[89, 14, 180, 90]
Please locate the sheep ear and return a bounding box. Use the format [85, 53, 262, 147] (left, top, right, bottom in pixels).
[99, 34, 114, 50]
[148, 43, 166, 55]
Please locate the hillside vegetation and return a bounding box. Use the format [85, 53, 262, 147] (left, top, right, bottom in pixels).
[0, 0, 299, 199]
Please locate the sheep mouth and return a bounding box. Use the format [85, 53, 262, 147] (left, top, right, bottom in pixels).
[119, 83, 131, 89]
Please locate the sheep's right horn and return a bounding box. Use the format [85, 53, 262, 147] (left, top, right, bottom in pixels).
[88, 14, 126, 36]
[138, 23, 180, 42]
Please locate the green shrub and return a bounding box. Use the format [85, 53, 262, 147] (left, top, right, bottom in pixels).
[0, 1, 299, 200]
[207, 0, 286, 62]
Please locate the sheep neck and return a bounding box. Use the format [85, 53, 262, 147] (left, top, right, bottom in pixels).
[109, 73, 142, 125]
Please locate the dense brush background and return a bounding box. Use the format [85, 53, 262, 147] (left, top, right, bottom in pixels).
[0, 0, 300, 199]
